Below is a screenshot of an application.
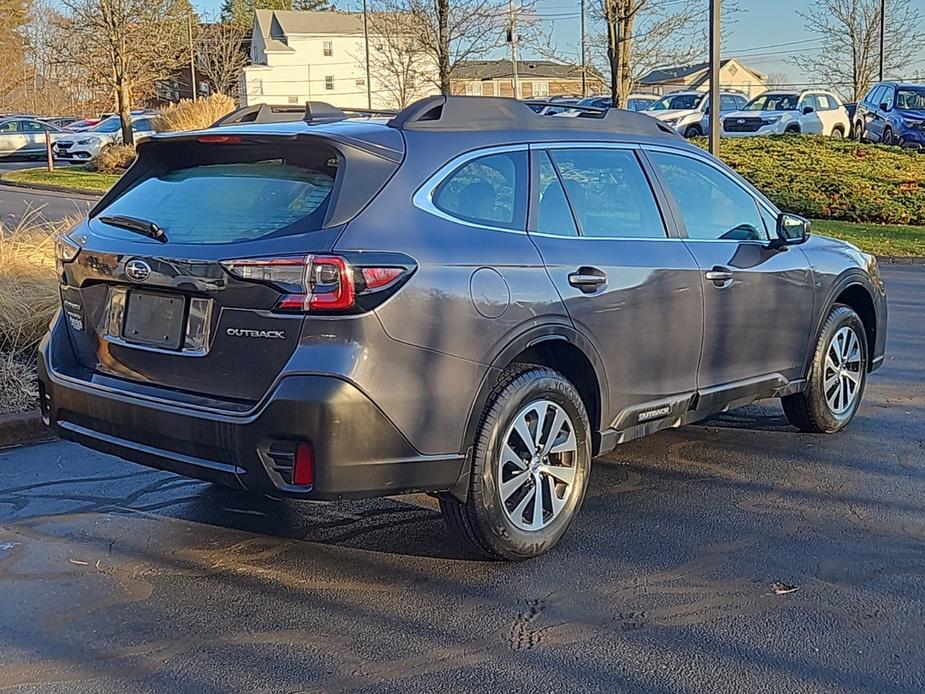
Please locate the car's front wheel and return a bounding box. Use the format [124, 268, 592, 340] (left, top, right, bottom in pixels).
[782, 305, 868, 433]
[881, 126, 894, 146]
[440, 365, 591, 560]
[684, 124, 703, 139]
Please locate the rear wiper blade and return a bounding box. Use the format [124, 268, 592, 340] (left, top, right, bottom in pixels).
[98, 215, 168, 243]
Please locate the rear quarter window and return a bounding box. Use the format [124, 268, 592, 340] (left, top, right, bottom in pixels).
[432, 151, 527, 230]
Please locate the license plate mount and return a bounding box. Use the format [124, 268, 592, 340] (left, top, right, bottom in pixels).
[122, 291, 186, 350]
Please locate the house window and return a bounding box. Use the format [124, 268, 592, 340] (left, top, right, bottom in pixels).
[465, 82, 480, 96]
[355, 78, 366, 88]
[533, 81, 549, 97]
[324, 75, 334, 90]
[481, 82, 495, 97]
[728, 64, 739, 77]
[323, 41, 333, 57]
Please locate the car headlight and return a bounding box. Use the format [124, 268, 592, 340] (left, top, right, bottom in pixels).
[901, 117, 923, 128]
[762, 116, 783, 125]
[81, 136, 101, 145]
[662, 117, 680, 126]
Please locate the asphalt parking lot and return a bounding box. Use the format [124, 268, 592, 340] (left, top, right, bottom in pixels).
[0, 265, 922, 693]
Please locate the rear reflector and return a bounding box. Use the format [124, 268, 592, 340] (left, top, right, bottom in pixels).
[361, 267, 403, 290]
[293, 443, 314, 486]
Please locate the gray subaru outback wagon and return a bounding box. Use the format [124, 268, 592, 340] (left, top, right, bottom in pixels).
[39, 96, 887, 559]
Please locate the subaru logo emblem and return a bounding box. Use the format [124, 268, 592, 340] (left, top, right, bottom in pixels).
[124, 258, 151, 282]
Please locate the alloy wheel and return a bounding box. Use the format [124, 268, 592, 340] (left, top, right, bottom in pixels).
[498, 400, 578, 531]
[824, 326, 863, 415]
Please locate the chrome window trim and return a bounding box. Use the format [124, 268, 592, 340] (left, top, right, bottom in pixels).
[412, 144, 530, 235]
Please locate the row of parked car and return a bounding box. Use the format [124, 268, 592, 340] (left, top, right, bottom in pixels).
[537, 81, 925, 147]
[0, 111, 158, 161]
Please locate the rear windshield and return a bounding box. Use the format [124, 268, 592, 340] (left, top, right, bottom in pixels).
[95, 142, 339, 244]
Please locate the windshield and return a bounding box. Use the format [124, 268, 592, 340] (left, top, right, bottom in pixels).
[648, 94, 705, 111]
[896, 87, 925, 110]
[745, 94, 799, 111]
[90, 117, 122, 133]
[96, 144, 338, 244]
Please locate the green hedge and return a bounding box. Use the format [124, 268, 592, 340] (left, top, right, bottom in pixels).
[694, 136, 925, 226]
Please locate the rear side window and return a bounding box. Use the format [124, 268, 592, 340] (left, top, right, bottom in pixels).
[433, 151, 527, 230]
[649, 151, 766, 241]
[549, 148, 665, 239]
[96, 142, 338, 244]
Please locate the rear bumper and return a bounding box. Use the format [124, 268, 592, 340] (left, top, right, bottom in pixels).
[37, 319, 465, 500]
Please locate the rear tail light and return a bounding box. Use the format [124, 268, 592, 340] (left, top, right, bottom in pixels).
[221, 254, 410, 313]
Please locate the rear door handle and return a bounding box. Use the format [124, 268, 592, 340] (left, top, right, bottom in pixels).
[705, 267, 734, 287]
[568, 267, 607, 293]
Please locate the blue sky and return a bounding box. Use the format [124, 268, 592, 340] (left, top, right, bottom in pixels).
[193, 0, 924, 84]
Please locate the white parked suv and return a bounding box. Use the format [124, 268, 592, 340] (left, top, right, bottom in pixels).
[56, 115, 157, 162]
[722, 90, 850, 137]
[645, 90, 749, 138]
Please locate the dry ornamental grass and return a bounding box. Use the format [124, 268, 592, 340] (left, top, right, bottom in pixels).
[0, 213, 72, 413]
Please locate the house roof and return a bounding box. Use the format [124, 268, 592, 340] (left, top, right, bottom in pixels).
[453, 60, 601, 81]
[254, 10, 364, 47]
[639, 58, 766, 85]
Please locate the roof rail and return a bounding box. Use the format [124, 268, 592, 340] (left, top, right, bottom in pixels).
[212, 103, 305, 127]
[387, 95, 680, 138]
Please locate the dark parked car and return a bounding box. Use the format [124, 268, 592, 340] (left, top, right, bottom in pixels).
[855, 81, 925, 150]
[40, 96, 887, 559]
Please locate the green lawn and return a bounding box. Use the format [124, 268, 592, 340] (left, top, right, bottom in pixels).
[811, 219, 925, 257]
[1, 166, 119, 194]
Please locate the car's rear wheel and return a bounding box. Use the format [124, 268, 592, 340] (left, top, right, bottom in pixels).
[855, 121, 866, 141]
[440, 365, 591, 560]
[782, 305, 868, 433]
[831, 125, 845, 138]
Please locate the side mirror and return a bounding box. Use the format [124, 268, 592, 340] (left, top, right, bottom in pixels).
[879, 101, 891, 112]
[768, 213, 811, 249]
[802, 106, 815, 115]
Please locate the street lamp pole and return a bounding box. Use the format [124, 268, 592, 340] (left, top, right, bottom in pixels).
[879, 0, 886, 82]
[363, 0, 372, 109]
[509, 0, 520, 99]
[708, 0, 721, 155]
[580, 0, 587, 97]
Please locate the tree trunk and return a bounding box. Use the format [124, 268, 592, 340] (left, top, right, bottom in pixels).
[436, 0, 451, 94]
[616, 12, 635, 109]
[117, 80, 133, 147]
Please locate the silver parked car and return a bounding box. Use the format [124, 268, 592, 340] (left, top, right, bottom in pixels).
[0, 118, 69, 158]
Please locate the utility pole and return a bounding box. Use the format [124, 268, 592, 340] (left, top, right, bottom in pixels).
[580, 0, 587, 97]
[879, 0, 886, 82]
[708, 0, 721, 156]
[508, 0, 520, 99]
[363, 0, 372, 109]
[188, 12, 198, 101]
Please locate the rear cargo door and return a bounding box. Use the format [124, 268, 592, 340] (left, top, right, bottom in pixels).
[59, 132, 400, 404]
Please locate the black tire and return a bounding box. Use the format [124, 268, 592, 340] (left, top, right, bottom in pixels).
[831, 125, 845, 138]
[683, 124, 702, 139]
[440, 365, 592, 560]
[782, 305, 868, 434]
[881, 126, 894, 146]
[854, 121, 865, 141]
[784, 124, 801, 134]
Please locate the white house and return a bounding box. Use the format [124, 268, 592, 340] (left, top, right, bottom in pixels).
[242, 10, 439, 110]
[638, 58, 768, 98]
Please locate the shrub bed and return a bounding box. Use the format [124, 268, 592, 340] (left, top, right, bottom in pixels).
[88, 144, 136, 174]
[696, 136, 925, 226]
[154, 93, 236, 132]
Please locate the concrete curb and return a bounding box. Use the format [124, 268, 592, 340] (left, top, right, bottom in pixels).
[876, 256, 925, 264]
[0, 410, 55, 450]
[0, 176, 104, 199]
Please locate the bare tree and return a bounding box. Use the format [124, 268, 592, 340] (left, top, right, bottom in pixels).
[0, 0, 31, 108]
[596, 0, 737, 108]
[220, 0, 330, 28]
[197, 23, 249, 99]
[55, 0, 192, 144]
[362, 10, 436, 109]
[764, 71, 789, 90]
[795, 0, 924, 102]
